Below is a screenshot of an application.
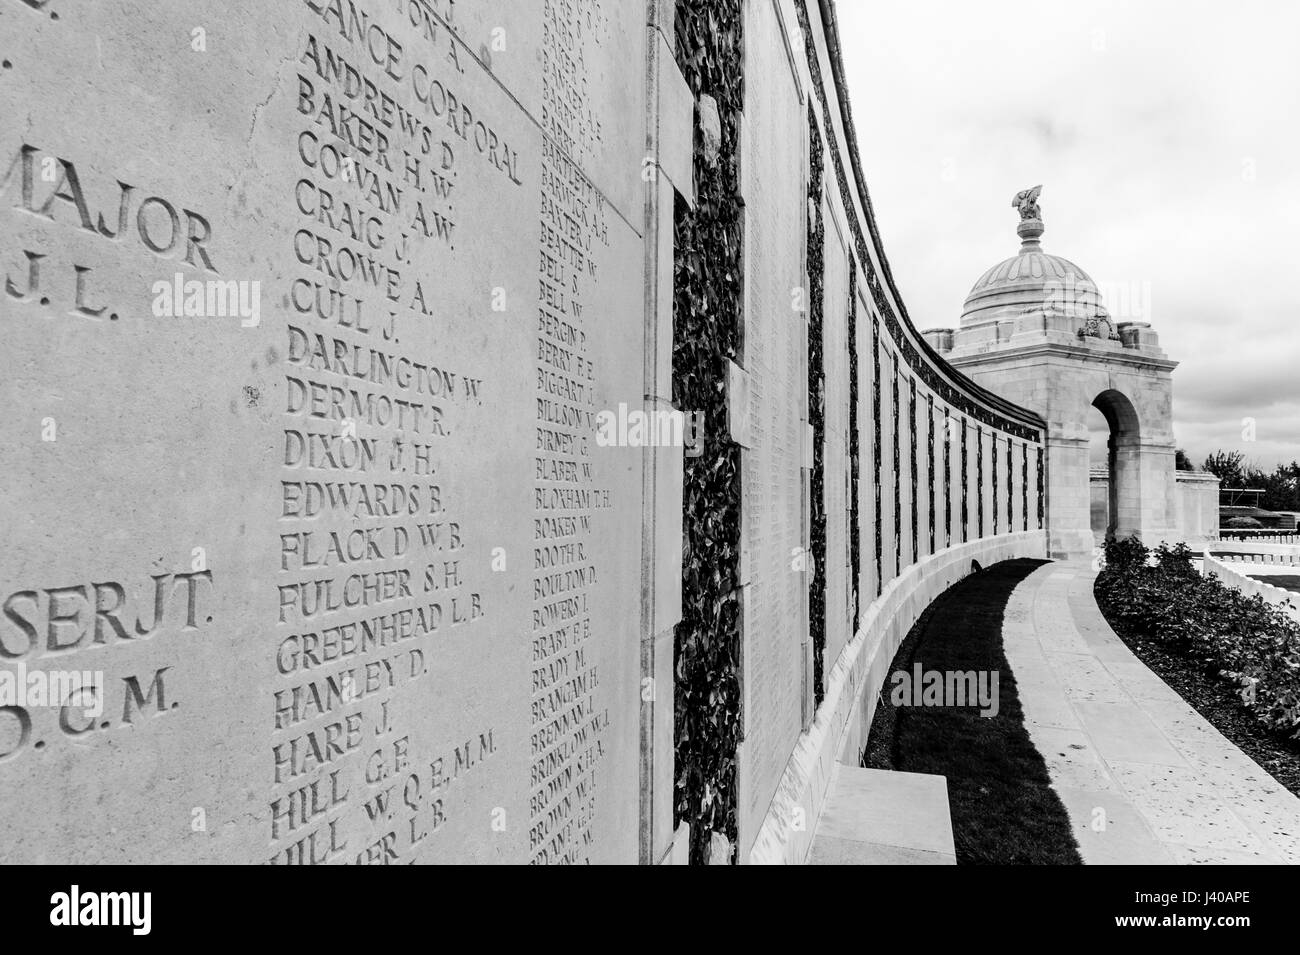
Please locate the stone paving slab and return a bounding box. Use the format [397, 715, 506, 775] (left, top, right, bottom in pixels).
[1021, 691, 1086, 732]
[1046, 652, 1131, 704]
[1072, 702, 1188, 766]
[1003, 561, 1300, 865]
[1053, 785, 1179, 864]
[1107, 761, 1270, 854]
[1033, 726, 1117, 791]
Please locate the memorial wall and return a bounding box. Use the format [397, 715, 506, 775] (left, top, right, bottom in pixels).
[0, 0, 1047, 865]
[1, 0, 648, 865]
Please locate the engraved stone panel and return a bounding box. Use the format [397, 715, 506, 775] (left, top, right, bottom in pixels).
[857, 285, 875, 602]
[822, 206, 850, 675]
[736, 0, 806, 856]
[0, 0, 646, 864]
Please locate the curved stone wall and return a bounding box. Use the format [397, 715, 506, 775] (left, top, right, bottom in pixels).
[749, 529, 1043, 865]
[696, 0, 1050, 862]
[1203, 550, 1300, 623]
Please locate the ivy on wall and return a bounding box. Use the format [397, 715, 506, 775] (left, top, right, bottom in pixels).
[943, 409, 952, 545]
[848, 273, 861, 632]
[1037, 447, 1045, 528]
[1006, 440, 1014, 535]
[892, 367, 901, 573]
[992, 434, 999, 535]
[671, 0, 744, 865]
[1022, 443, 1029, 532]
[807, 106, 827, 707]
[927, 394, 935, 553]
[960, 424, 969, 542]
[872, 313, 882, 595]
[909, 377, 918, 564]
[977, 428, 985, 537]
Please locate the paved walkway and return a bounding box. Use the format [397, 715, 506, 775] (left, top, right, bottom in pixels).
[1003, 561, 1300, 864]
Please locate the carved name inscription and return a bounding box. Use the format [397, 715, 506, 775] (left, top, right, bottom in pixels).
[1, 0, 643, 864]
[272, 0, 509, 865]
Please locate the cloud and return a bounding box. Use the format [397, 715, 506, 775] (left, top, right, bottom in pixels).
[838, 0, 1300, 468]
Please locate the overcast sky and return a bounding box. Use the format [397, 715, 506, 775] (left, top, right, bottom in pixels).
[837, 0, 1299, 471]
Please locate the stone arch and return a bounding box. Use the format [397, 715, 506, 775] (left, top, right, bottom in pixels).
[933, 319, 1183, 557]
[1091, 388, 1142, 538]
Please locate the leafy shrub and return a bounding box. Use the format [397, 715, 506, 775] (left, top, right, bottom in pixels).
[1225, 516, 1263, 528]
[1153, 541, 1199, 582]
[1096, 537, 1300, 737]
[1103, 534, 1148, 573]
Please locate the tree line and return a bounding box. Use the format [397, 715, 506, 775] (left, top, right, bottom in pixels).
[1192, 449, 1300, 512]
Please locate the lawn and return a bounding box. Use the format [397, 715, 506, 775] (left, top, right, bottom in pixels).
[863, 558, 1083, 865]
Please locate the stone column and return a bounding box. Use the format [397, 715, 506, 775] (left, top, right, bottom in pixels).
[1045, 425, 1093, 559]
[642, 1, 691, 865]
[1132, 441, 1179, 546]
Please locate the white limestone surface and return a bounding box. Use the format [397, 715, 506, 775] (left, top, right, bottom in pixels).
[1004, 562, 1300, 864]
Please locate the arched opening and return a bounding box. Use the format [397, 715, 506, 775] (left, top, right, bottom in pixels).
[1090, 389, 1142, 540]
[1086, 406, 1110, 539]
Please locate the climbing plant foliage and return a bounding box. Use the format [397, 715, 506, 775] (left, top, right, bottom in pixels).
[873, 313, 883, 594]
[807, 106, 827, 706]
[909, 377, 918, 564]
[671, 0, 744, 866]
[848, 273, 861, 633]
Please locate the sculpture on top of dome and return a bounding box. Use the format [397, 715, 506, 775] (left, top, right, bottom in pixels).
[1012, 185, 1043, 221]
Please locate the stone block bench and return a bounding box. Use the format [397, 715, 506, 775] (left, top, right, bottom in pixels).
[810, 765, 957, 864]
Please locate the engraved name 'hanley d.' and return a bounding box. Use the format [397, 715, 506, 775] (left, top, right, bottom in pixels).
[2, 0, 1298, 895]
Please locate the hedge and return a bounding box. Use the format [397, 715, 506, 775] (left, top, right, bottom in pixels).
[1096, 536, 1300, 737]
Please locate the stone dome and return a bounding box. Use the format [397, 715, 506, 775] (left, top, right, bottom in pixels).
[960, 213, 1111, 329]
